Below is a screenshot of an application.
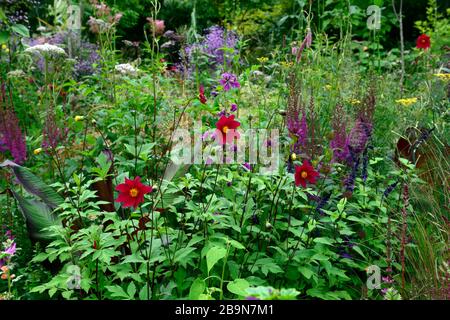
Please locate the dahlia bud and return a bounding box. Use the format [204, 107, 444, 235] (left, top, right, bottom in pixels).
[34, 148, 42, 155]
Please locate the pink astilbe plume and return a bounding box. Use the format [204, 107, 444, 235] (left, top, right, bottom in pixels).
[286, 75, 308, 155]
[42, 110, 68, 151]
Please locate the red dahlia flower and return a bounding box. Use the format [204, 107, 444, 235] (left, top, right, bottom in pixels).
[115, 177, 153, 209]
[215, 114, 240, 145]
[199, 85, 207, 104]
[294, 160, 319, 188]
[416, 34, 430, 50]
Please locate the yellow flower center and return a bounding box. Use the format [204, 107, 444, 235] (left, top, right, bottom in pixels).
[129, 188, 139, 198]
[222, 126, 229, 134]
[301, 171, 308, 179]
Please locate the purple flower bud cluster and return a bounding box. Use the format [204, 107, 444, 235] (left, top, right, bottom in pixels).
[184, 26, 239, 73]
[287, 110, 308, 155]
[0, 96, 27, 164]
[0, 0, 40, 26]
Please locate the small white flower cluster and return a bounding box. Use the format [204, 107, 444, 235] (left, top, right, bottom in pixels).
[24, 43, 66, 57]
[7, 69, 26, 78]
[115, 63, 138, 77]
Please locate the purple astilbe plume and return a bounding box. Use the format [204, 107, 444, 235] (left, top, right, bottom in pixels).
[330, 104, 350, 163]
[285, 74, 309, 157]
[346, 118, 372, 154]
[42, 110, 68, 151]
[219, 73, 240, 91]
[287, 109, 308, 155]
[0, 99, 27, 164]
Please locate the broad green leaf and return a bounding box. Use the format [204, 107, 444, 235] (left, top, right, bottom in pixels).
[206, 246, 227, 273]
[313, 237, 334, 246]
[12, 191, 59, 240]
[106, 285, 129, 299]
[189, 278, 206, 300]
[227, 279, 249, 296]
[127, 282, 136, 299]
[0, 31, 9, 44]
[11, 24, 30, 38]
[1, 160, 64, 208]
[174, 247, 197, 267]
[139, 285, 151, 300]
[298, 266, 314, 279]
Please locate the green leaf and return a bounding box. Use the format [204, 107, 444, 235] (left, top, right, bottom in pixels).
[12, 191, 59, 240]
[189, 278, 206, 300]
[298, 266, 314, 279]
[313, 237, 334, 246]
[139, 285, 150, 300]
[0, 31, 9, 44]
[127, 282, 136, 299]
[228, 239, 245, 250]
[11, 24, 30, 38]
[206, 246, 227, 273]
[352, 245, 367, 259]
[106, 285, 129, 299]
[227, 279, 249, 296]
[174, 247, 197, 267]
[1, 160, 64, 208]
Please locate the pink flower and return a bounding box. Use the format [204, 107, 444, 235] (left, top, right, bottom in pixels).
[147, 18, 165, 36]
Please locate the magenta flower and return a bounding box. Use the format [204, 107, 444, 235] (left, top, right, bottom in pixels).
[4, 242, 16, 256]
[220, 73, 240, 91]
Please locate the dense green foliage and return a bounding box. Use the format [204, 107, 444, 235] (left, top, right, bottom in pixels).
[0, 0, 448, 301]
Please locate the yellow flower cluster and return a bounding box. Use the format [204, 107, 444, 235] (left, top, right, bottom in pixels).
[395, 97, 418, 106]
[257, 57, 269, 63]
[349, 98, 361, 105]
[280, 61, 294, 68]
[434, 73, 450, 81]
[1, 44, 9, 53]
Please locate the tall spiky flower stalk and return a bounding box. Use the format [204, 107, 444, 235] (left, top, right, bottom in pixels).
[400, 183, 409, 292]
[0, 83, 27, 164]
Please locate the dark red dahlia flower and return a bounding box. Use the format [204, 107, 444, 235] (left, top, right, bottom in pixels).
[294, 160, 319, 188]
[115, 177, 153, 209]
[199, 85, 207, 104]
[416, 34, 430, 50]
[215, 114, 240, 145]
